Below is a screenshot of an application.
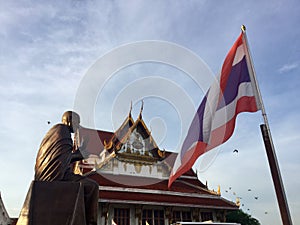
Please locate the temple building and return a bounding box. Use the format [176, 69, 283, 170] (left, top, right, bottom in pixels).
[75, 109, 239, 225]
[0, 192, 16, 225]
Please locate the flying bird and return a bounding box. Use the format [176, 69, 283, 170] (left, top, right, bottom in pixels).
[47, 121, 51, 124]
[233, 149, 238, 153]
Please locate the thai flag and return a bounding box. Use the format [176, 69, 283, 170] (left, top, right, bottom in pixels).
[168, 33, 261, 188]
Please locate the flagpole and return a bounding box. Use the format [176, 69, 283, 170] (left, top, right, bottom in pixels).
[241, 25, 293, 225]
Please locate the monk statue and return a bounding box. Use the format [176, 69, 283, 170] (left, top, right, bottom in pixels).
[34, 111, 98, 225]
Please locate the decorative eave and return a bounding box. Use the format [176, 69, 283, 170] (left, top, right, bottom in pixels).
[116, 152, 158, 164]
[99, 198, 237, 210]
[98, 190, 237, 210]
[78, 127, 114, 155]
[104, 112, 134, 151]
[116, 115, 160, 152]
[103, 104, 165, 161]
[88, 173, 239, 211]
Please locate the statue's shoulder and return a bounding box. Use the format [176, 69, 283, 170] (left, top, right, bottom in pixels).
[47, 123, 70, 137]
[53, 123, 65, 128]
[51, 123, 68, 130]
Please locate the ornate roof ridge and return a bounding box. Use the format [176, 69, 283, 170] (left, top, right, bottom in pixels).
[105, 112, 134, 150]
[176, 179, 217, 196]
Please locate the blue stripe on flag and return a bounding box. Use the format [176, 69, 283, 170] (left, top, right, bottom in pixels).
[217, 56, 250, 109]
[180, 95, 207, 159]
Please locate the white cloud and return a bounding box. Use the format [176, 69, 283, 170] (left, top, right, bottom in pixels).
[278, 62, 299, 73]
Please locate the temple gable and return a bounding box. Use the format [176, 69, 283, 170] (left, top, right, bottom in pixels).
[79, 111, 169, 179]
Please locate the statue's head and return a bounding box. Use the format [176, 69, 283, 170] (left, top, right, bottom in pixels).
[62, 111, 80, 133]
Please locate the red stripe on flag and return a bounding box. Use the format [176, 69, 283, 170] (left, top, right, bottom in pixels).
[209, 96, 258, 148]
[220, 34, 243, 94]
[168, 142, 207, 188]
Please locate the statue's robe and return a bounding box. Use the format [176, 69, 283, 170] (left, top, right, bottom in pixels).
[34, 124, 73, 181]
[17, 123, 98, 225]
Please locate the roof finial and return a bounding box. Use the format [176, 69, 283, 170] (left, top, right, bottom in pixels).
[217, 185, 221, 195]
[129, 101, 132, 117]
[138, 100, 144, 118]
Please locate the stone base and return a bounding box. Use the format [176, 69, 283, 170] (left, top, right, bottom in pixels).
[17, 181, 86, 225]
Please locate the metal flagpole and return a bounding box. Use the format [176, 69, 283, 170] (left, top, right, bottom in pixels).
[241, 25, 293, 225]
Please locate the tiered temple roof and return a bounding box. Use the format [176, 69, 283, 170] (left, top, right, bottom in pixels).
[76, 110, 238, 211]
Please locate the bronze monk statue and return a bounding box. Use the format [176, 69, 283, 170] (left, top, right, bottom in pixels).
[34, 111, 98, 225]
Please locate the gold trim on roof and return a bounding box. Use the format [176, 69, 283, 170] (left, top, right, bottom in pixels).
[105, 103, 165, 161]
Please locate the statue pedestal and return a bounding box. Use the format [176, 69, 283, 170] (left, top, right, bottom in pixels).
[17, 181, 86, 225]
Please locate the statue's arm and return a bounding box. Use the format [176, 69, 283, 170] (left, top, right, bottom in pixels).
[70, 137, 90, 163]
[70, 150, 84, 163]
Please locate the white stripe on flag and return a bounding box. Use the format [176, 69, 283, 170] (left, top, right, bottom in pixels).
[202, 77, 220, 143]
[232, 44, 245, 66]
[211, 82, 255, 130]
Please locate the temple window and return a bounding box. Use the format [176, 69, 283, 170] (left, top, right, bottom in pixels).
[114, 208, 130, 225]
[182, 211, 192, 221]
[172, 210, 191, 222]
[200, 211, 213, 222]
[142, 209, 164, 225]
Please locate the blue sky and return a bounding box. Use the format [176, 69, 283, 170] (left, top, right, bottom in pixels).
[0, 1, 299, 224]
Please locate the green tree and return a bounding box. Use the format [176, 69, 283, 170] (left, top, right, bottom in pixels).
[226, 210, 260, 225]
